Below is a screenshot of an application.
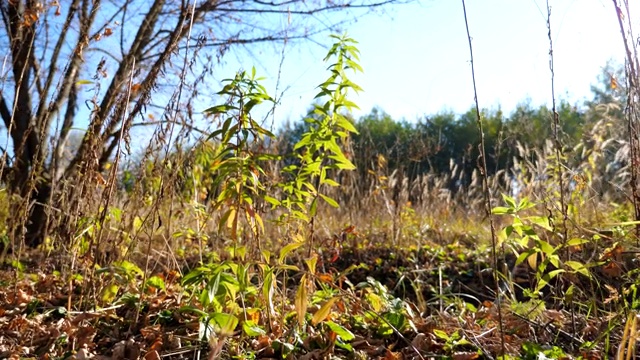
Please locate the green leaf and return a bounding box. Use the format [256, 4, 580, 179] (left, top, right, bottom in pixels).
[146, 276, 166, 291]
[336, 117, 358, 133]
[537, 269, 564, 291]
[527, 216, 552, 231]
[279, 242, 304, 264]
[383, 312, 407, 332]
[566, 238, 589, 246]
[326, 320, 355, 341]
[133, 216, 143, 232]
[243, 320, 266, 337]
[322, 178, 340, 187]
[295, 275, 309, 326]
[517, 197, 536, 211]
[181, 267, 206, 286]
[309, 197, 318, 217]
[565, 260, 590, 277]
[272, 340, 295, 356]
[502, 194, 517, 209]
[211, 313, 239, 336]
[537, 240, 555, 255]
[319, 193, 339, 208]
[433, 329, 449, 341]
[203, 104, 237, 115]
[492, 206, 511, 215]
[515, 249, 535, 266]
[115, 260, 143, 277]
[101, 283, 119, 304]
[179, 305, 209, 317]
[365, 293, 383, 312]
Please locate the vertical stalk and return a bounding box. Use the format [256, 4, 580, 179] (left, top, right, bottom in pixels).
[546, 0, 575, 336]
[545, 0, 568, 255]
[460, 1, 505, 356]
[612, 0, 640, 240]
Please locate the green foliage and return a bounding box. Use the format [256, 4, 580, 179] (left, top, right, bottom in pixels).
[520, 342, 567, 360]
[203, 67, 277, 247]
[277, 99, 589, 207]
[179, 33, 364, 347]
[180, 258, 249, 340]
[357, 277, 416, 336]
[95, 260, 145, 304]
[269, 34, 361, 229]
[433, 329, 474, 354]
[493, 194, 593, 300]
[354, 108, 413, 171]
[586, 60, 626, 117]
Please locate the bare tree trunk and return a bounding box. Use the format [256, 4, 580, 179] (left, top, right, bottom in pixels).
[0, 0, 403, 249]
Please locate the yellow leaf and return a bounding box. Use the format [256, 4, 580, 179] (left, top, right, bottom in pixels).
[101, 283, 119, 304]
[366, 293, 383, 312]
[311, 297, 337, 326]
[226, 208, 237, 229]
[278, 242, 304, 264]
[254, 212, 264, 233]
[295, 275, 308, 326]
[305, 254, 318, 274]
[527, 253, 537, 270]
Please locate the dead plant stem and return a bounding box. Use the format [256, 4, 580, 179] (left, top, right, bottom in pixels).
[546, 0, 576, 337]
[612, 0, 640, 241]
[460, 0, 505, 356]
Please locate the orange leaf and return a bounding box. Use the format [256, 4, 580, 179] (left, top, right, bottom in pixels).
[382, 349, 401, 360]
[149, 339, 163, 352]
[602, 262, 622, 278]
[316, 273, 334, 283]
[342, 225, 356, 234]
[144, 350, 161, 360]
[131, 83, 142, 94]
[600, 243, 623, 261]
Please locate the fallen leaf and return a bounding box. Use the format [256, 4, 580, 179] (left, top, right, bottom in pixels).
[453, 352, 479, 360]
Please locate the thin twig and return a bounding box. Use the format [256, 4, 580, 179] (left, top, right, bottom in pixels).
[460, 0, 505, 356]
[545, 0, 575, 338]
[612, 0, 640, 242]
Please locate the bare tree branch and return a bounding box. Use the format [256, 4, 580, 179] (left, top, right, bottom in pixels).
[0, 94, 11, 131]
[0, 0, 407, 246]
[211, 0, 397, 14]
[34, 0, 81, 125]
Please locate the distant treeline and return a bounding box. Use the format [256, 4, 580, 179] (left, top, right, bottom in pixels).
[276, 63, 627, 200]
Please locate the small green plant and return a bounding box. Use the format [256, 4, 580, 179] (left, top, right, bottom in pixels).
[357, 277, 416, 337]
[520, 342, 567, 359]
[180, 32, 364, 352]
[268, 34, 361, 246]
[493, 194, 592, 301]
[180, 258, 244, 340]
[203, 67, 277, 253]
[433, 329, 474, 354]
[96, 260, 145, 304]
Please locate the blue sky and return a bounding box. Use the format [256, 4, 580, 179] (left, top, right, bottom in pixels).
[223, 0, 625, 125]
